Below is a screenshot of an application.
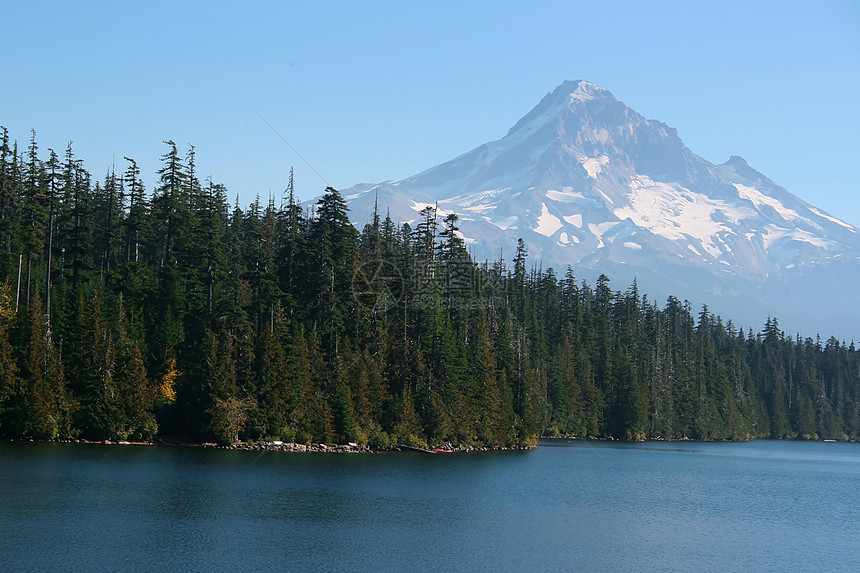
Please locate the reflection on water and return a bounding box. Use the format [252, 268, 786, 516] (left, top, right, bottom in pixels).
[1, 440, 857, 572]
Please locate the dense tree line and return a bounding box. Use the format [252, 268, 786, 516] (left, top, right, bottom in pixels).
[0, 127, 857, 447]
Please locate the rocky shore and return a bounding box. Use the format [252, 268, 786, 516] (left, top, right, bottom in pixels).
[5, 437, 535, 454]
[218, 441, 374, 454]
[205, 440, 534, 454]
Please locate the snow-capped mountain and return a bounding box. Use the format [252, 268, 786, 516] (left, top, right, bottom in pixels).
[341, 80, 860, 337]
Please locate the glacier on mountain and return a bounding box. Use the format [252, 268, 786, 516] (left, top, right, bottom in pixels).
[338, 80, 860, 337]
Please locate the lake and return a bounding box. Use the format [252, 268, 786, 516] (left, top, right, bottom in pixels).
[1, 439, 858, 572]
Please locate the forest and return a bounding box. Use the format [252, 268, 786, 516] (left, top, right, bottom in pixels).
[0, 126, 858, 448]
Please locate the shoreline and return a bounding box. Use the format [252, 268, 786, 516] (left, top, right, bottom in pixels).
[4, 434, 854, 454]
[1, 437, 536, 454]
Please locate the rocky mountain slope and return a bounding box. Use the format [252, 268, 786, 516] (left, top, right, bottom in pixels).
[340, 80, 860, 337]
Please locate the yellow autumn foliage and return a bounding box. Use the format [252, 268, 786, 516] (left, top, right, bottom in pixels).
[0, 282, 14, 325]
[158, 358, 179, 403]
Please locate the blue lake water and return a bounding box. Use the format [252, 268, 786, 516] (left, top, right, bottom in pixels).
[1, 439, 858, 572]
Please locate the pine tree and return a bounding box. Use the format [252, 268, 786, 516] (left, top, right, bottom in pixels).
[307, 186, 358, 357]
[121, 157, 147, 265]
[0, 280, 19, 434]
[0, 125, 856, 445]
[113, 297, 157, 440]
[0, 127, 18, 269]
[251, 306, 291, 439]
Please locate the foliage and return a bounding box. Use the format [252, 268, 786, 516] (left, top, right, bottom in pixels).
[0, 126, 858, 447]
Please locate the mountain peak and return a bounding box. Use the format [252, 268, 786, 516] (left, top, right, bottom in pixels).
[555, 79, 614, 102]
[506, 80, 617, 137]
[340, 81, 860, 336]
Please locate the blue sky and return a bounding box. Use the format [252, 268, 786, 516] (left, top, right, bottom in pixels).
[3, 0, 859, 226]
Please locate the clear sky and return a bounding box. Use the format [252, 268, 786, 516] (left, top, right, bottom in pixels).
[3, 1, 859, 226]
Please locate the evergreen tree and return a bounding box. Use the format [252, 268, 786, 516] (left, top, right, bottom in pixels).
[0, 124, 856, 447]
